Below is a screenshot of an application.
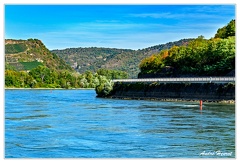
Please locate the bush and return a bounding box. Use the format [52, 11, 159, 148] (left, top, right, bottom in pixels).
[95, 79, 113, 97]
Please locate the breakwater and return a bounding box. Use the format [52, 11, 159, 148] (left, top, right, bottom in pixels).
[108, 82, 235, 103]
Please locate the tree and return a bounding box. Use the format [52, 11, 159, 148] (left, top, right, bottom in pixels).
[5, 70, 17, 87]
[96, 68, 128, 79]
[29, 65, 50, 85]
[214, 19, 235, 39]
[95, 75, 113, 97]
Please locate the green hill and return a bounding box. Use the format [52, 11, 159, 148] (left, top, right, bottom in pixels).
[52, 38, 193, 78]
[5, 39, 73, 71]
[138, 19, 235, 78]
[5, 39, 128, 89]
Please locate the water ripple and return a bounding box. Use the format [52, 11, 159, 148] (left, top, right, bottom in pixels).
[5, 90, 235, 158]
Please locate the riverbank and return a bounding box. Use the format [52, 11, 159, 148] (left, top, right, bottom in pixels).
[106, 96, 235, 104]
[104, 82, 235, 104]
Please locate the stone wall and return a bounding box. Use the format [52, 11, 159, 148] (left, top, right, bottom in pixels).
[109, 82, 235, 102]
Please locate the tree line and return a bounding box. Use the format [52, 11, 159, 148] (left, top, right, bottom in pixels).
[5, 66, 127, 89]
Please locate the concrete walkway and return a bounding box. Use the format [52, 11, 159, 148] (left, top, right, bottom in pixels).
[112, 77, 235, 83]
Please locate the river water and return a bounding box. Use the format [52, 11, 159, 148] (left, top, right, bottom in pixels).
[5, 89, 235, 158]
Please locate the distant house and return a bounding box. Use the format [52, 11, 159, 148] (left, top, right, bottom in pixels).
[71, 62, 78, 69]
[35, 58, 43, 63]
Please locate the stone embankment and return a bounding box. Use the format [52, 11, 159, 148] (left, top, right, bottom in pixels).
[108, 82, 235, 103]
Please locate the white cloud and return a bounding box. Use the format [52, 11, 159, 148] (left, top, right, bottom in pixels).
[129, 12, 178, 19]
[129, 12, 232, 20]
[182, 5, 235, 14]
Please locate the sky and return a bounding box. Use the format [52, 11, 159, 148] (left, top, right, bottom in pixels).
[4, 4, 235, 50]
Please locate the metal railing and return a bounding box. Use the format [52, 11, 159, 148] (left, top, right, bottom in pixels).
[112, 77, 235, 83]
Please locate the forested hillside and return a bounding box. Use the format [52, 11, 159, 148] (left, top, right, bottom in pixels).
[5, 39, 73, 71]
[52, 39, 193, 78]
[5, 39, 126, 88]
[138, 19, 235, 78]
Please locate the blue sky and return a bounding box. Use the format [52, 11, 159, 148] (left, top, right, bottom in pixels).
[5, 5, 235, 50]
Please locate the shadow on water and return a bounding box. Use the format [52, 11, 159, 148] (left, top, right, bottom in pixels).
[15, 125, 52, 131]
[6, 114, 50, 121]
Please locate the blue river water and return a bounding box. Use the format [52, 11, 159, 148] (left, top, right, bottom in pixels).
[5, 89, 235, 158]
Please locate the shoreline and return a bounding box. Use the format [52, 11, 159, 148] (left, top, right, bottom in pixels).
[5, 88, 235, 104]
[105, 96, 235, 104]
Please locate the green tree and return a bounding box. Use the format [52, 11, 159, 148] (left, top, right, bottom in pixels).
[214, 19, 235, 39]
[96, 68, 128, 79]
[95, 75, 113, 97]
[29, 65, 50, 85]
